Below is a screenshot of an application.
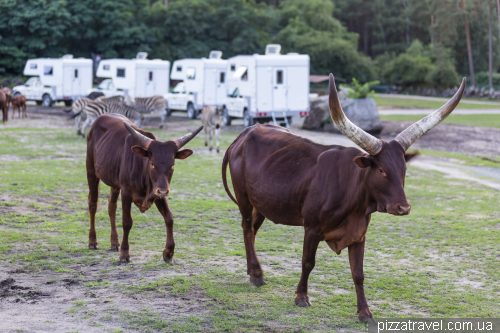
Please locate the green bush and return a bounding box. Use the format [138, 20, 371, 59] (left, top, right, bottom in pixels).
[341, 78, 380, 99]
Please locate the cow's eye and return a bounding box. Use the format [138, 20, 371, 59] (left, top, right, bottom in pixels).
[151, 162, 155, 168]
[378, 169, 384, 173]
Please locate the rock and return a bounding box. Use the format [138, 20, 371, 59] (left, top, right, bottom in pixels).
[325, 97, 383, 135]
[302, 87, 348, 131]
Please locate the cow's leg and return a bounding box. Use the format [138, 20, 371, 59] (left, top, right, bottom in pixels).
[215, 126, 220, 153]
[87, 170, 100, 249]
[295, 228, 321, 307]
[240, 203, 266, 286]
[119, 191, 133, 262]
[348, 240, 373, 321]
[155, 197, 175, 262]
[108, 187, 121, 251]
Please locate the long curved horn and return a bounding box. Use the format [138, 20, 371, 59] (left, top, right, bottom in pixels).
[174, 126, 204, 149]
[395, 77, 466, 151]
[123, 121, 153, 149]
[328, 73, 383, 155]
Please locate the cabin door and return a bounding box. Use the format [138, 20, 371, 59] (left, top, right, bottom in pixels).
[145, 70, 155, 97]
[215, 70, 226, 105]
[272, 68, 287, 110]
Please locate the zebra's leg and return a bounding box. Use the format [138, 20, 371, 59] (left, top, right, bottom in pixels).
[216, 125, 220, 153]
[160, 108, 167, 129]
[204, 127, 208, 147]
[208, 128, 213, 152]
[81, 116, 93, 138]
[75, 114, 82, 135]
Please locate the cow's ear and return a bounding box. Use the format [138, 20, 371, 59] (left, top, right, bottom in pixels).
[404, 153, 418, 163]
[175, 149, 193, 160]
[353, 155, 372, 169]
[131, 145, 149, 158]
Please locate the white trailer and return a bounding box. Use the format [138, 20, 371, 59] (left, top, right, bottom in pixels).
[12, 55, 92, 106]
[89, 52, 170, 98]
[165, 51, 227, 119]
[223, 45, 310, 127]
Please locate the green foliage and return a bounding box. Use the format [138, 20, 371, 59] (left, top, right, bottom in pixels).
[378, 40, 459, 88]
[341, 78, 380, 99]
[277, 0, 375, 81]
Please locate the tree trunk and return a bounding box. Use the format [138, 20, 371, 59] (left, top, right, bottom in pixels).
[489, 0, 494, 92]
[461, 0, 475, 87]
[431, 15, 434, 44]
[164, 0, 168, 8]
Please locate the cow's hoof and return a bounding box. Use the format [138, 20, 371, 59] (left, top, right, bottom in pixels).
[163, 255, 173, 263]
[163, 249, 174, 263]
[119, 257, 130, 263]
[358, 308, 374, 323]
[295, 298, 312, 307]
[88, 244, 98, 250]
[110, 245, 120, 251]
[249, 275, 266, 287]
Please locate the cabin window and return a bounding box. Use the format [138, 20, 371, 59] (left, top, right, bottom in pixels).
[30, 63, 37, 69]
[176, 66, 182, 72]
[149, 71, 153, 81]
[276, 70, 283, 84]
[103, 65, 110, 70]
[117, 68, 126, 78]
[44, 66, 53, 76]
[230, 64, 235, 71]
[186, 67, 196, 80]
[74, 69, 78, 78]
[220, 72, 225, 83]
[241, 69, 248, 81]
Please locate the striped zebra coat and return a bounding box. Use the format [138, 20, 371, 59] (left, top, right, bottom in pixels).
[74, 96, 129, 136]
[134, 96, 169, 128]
[80, 101, 141, 138]
[201, 105, 222, 153]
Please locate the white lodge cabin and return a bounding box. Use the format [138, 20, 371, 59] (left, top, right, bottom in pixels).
[91, 52, 170, 98]
[222, 44, 310, 127]
[165, 51, 227, 119]
[13, 55, 92, 107]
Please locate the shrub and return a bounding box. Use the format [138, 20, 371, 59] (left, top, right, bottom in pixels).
[341, 78, 380, 99]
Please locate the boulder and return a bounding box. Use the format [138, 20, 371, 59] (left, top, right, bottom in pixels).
[302, 88, 348, 131]
[324, 97, 383, 135]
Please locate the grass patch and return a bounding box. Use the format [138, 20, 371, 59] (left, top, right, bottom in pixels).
[380, 113, 500, 129]
[374, 96, 500, 110]
[1, 121, 499, 332]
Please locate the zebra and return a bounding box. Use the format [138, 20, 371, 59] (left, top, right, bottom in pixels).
[72, 96, 128, 136]
[71, 97, 92, 136]
[201, 105, 222, 153]
[133, 96, 169, 129]
[79, 101, 141, 138]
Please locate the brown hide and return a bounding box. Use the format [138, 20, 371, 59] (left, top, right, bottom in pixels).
[222, 124, 418, 320]
[0, 90, 8, 122]
[11, 95, 27, 119]
[86, 113, 202, 262]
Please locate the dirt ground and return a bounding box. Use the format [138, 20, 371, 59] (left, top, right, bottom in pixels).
[380, 120, 500, 157]
[5, 105, 500, 157]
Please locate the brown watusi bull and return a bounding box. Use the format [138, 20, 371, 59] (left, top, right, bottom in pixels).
[222, 74, 466, 321]
[11, 95, 27, 119]
[86, 113, 203, 262]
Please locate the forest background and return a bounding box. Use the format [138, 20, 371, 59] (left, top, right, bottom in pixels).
[0, 0, 498, 90]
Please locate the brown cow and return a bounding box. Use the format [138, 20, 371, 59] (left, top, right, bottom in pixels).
[0, 88, 11, 122]
[86, 113, 203, 262]
[222, 74, 465, 321]
[11, 95, 27, 119]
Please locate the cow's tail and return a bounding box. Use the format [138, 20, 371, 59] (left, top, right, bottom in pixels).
[222, 147, 238, 205]
[70, 110, 82, 119]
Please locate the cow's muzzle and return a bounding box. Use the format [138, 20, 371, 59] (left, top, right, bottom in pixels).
[155, 188, 170, 198]
[384, 203, 411, 216]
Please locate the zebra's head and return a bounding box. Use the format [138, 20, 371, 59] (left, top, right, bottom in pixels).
[123, 122, 203, 198]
